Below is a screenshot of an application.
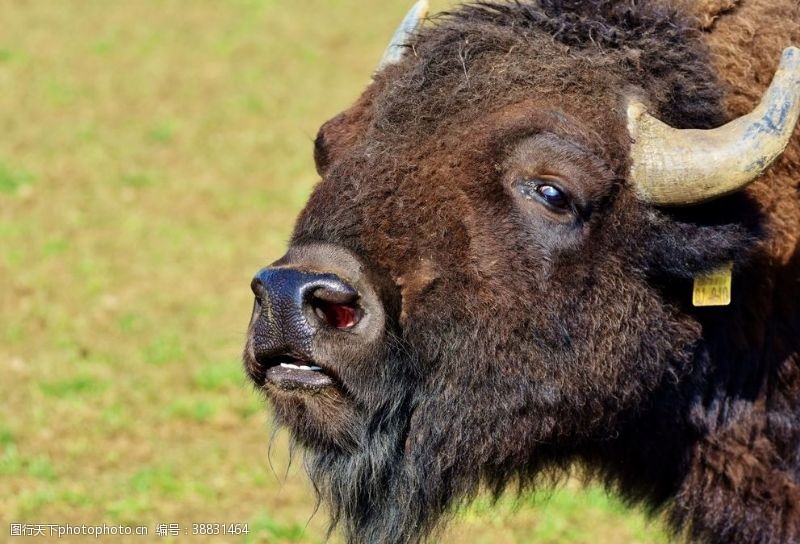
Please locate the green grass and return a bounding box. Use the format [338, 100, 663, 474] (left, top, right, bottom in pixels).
[39, 376, 108, 397]
[143, 332, 186, 366]
[193, 361, 246, 392]
[245, 514, 308, 544]
[0, 1, 669, 542]
[0, 445, 57, 482]
[0, 162, 34, 194]
[167, 397, 219, 423]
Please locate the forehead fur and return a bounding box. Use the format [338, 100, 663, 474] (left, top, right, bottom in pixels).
[368, 0, 728, 151]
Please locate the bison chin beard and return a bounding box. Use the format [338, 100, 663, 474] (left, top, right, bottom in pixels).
[286, 345, 462, 544]
[293, 343, 568, 544]
[299, 347, 438, 544]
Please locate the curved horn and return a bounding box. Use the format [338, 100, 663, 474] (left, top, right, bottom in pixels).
[376, 0, 429, 71]
[628, 46, 800, 206]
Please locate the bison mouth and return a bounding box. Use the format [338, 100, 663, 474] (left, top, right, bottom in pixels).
[259, 354, 337, 392]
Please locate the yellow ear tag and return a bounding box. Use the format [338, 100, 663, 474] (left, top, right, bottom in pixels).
[692, 262, 733, 307]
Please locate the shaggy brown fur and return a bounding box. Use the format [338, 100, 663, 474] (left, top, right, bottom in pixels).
[661, 1, 800, 541]
[246, 1, 800, 543]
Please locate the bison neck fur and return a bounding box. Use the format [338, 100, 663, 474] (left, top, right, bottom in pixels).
[270, 1, 800, 543]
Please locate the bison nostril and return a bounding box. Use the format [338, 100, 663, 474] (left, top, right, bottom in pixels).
[251, 276, 265, 302]
[253, 265, 365, 331]
[312, 299, 361, 329]
[308, 285, 361, 330]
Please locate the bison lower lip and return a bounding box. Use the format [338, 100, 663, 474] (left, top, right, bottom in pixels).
[265, 362, 334, 391]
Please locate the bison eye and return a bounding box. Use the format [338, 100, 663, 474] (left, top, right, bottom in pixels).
[518, 179, 572, 213]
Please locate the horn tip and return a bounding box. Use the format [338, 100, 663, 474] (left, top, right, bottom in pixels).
[776, 46, 800, 94]
[407, 0, 431, 28]
[414, 0, 430, 16]
[781, 46, 800, 66]
[376, 0, 430, 72]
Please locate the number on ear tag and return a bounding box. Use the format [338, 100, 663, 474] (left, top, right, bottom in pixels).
[693, 263, 733, 307]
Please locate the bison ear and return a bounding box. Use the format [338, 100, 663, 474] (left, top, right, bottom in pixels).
[639, 194, 761, 279]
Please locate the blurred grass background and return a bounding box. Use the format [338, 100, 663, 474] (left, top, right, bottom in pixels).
[0, 1, 669, 542]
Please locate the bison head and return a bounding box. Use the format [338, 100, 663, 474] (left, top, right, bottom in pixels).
[244, 2, 800, 542]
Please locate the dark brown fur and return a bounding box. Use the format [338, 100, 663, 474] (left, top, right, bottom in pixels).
[253, 1, 800, 542]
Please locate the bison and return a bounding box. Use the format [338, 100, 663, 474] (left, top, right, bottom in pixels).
[244, 1, 800, 543]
